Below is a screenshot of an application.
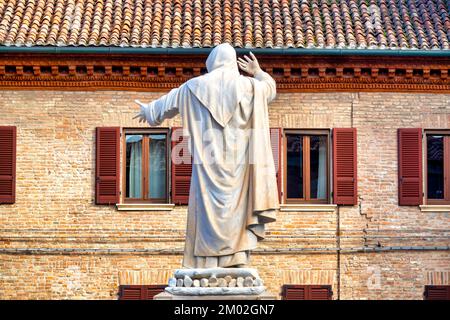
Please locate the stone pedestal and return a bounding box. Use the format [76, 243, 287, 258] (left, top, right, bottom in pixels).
[154, 291, 277, 300]
[156, 267, 277, 300]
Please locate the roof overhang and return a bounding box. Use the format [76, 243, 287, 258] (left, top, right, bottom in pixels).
[0, 46, 448, 93]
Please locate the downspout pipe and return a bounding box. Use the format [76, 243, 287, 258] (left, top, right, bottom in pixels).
[0, 46, 449, 57]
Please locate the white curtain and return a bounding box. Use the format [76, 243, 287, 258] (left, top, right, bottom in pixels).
[149, 135, 166, 199]
[316, 138, 327, 199]
[128, 136, 142, 198]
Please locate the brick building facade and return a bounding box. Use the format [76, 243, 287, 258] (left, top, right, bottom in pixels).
[0, 0, 449, 299]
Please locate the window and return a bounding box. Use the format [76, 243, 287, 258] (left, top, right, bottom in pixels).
[284, 130, 330, 204]
[424, 285, 450, 300]
[425, 131, 450, 205]
[123, 129, 169, 203]
[281, 285, 332, 300]
[118, 285, 165, 300]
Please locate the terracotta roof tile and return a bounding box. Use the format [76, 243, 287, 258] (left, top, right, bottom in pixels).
[0, 0, 448, 50]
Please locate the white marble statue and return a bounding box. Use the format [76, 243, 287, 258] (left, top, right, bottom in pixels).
[134, 43, 279, 269]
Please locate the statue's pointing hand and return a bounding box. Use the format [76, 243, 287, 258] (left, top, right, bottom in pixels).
[237, 52, 262, 77]
[133, 99, 147, 123]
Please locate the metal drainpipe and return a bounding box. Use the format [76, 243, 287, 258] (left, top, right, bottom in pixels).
[0, 46, 449, 57]
[336, 205, 341, 300]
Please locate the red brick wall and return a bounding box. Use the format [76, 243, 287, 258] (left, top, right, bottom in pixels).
[0, 90, 449, 299]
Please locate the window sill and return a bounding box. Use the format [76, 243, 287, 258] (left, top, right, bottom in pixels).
[116, 203, 175, 211]
[419, 205, 450, 212]
[279, 204, 337, 212]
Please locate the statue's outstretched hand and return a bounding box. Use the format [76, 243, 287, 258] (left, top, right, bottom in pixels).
[133, 99, 147, 123]
[237, 52, 262, 76]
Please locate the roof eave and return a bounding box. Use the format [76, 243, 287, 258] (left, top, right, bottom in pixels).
[0, 46, 449, 57]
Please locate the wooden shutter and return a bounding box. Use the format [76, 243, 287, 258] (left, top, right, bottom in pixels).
[282, 285, 306, 300]
[171, 127, 192, 205]
[118, 285, 165, 300]
[282, 285, 332, 300]
[0, 126, 16, 204]
[333, 128, 357, 205]
[118, 285, 142, 300]
[310, 285, 333, 300]
[146, 285, 166, 299]
[95, 127, 120, 205]
[398, 128, 423, 205]
[270, 128, 282, 201]
[424, 285, 450, 300]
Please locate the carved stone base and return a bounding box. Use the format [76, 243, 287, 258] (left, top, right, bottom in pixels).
[160, 267, 272, 298]
[154, 291, 277, 300]
[165, 286, 266, 296]
[173, 268, 259, 280]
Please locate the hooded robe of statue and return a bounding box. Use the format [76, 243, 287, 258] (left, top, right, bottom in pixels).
[142, 43, 279, 268]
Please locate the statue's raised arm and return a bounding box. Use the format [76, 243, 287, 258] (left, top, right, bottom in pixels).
[133, 85, 183, 126]
[238, 51, 276, 103]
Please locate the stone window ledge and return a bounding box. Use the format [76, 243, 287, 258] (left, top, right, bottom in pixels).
[279, 204, 337, 212]
[116, 203, 175, 211]
[419, 205, 450, 212]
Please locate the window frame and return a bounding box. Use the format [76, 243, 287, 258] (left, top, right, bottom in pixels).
[424, 130, 450, 205]
[121, 128, 170, 204]
[283, 129, 331, 204]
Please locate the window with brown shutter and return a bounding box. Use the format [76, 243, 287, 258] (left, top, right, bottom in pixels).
[398, 128, 423, 205]
[333, 128, 357, 205]
[424, 285, 450, 300]
[118, 285, 165, 300]
[270, 127, 282, 201]
[425, 130, 450, 205]
[282, 285, 332, 300]
[0, 126, 16, 204]
[122, 128, 169, 203]
[171, 127, 192, 205]
[284, 129, 330, 204]
[96, 127, 120, 205]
